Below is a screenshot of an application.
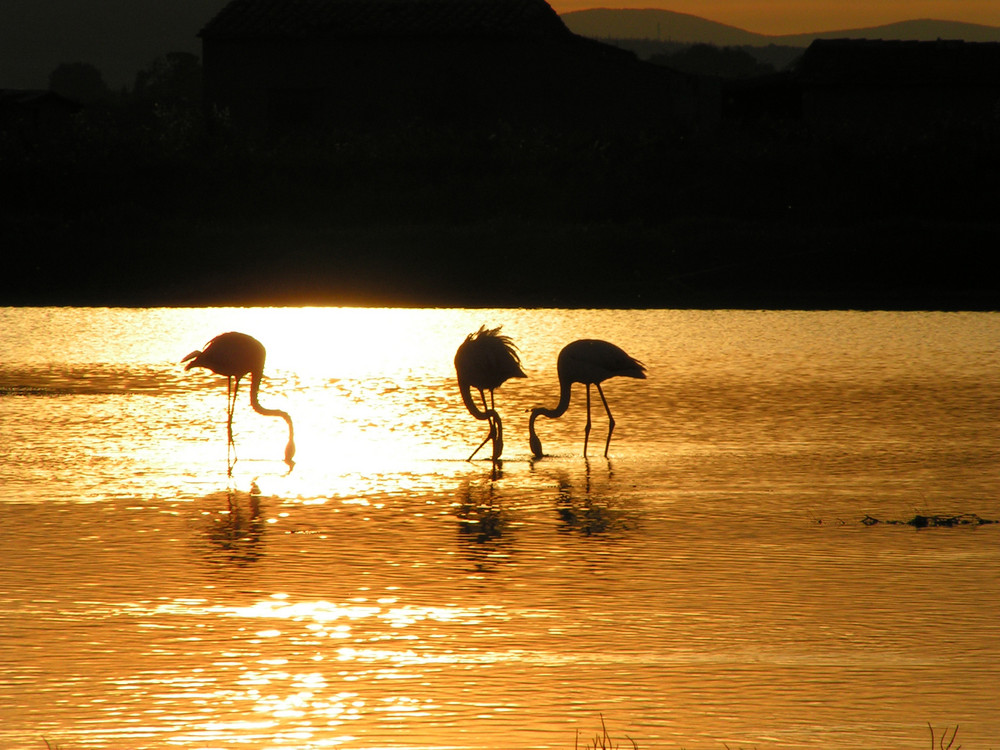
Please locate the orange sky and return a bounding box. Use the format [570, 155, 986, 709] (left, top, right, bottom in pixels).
[549, 0, 1000, 35]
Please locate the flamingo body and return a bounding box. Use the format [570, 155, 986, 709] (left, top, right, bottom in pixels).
[183, 331, 265, 380]
[454, 325, 526, 461]
[183, 331, 296, 472]
[529, 339, 646, 458]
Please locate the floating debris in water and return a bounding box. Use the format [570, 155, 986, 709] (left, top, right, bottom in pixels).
[861, 513, 997, 528]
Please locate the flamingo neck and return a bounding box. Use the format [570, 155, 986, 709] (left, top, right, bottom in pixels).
[528, 377, 572, 456]
[532, 377, 573, 422]
[249, 370, 296, 468]
[459, 381, 491, 421]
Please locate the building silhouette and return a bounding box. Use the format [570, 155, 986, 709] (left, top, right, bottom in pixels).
[797, 38, 1000, 134]
[198, 0, 714, 133]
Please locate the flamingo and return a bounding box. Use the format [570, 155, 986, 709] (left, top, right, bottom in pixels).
[182, 331, 295, 473]
[529, 339, 646, 458]
[454, 325, 526, 461]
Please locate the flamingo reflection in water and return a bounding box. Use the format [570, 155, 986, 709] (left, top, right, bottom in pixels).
[182, 331, 295, 475]
[529, 339, 646, 458]
[454, 325, 526, 462]
[202, 485, 266, 566]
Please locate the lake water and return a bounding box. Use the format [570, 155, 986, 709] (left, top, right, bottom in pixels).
[1, 307, 998, 750]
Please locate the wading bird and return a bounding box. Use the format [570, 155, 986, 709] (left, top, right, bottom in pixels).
[529, 339, 646, 458]
[454, 325, 526, 461]
[183, 331, 295, 474]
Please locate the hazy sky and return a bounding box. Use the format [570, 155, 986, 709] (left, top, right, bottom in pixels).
[551, 0, 999, 35]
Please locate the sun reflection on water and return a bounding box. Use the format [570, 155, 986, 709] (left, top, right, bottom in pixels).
[139, 592, 516, 742]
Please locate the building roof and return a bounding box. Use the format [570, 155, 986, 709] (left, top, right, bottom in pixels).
[797, 38, 1000, 87]
[199, 0, 570, 40]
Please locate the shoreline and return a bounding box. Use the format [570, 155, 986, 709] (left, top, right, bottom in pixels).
[3, 216, 997, 310]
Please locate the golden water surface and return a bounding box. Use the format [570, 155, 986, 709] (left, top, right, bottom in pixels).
[1, 307, 998, 750]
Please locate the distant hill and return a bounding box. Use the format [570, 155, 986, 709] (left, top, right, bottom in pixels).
[777, 19, 1000, 46]
[561, 8, 768, 45]
[560, 9, 1000, 47]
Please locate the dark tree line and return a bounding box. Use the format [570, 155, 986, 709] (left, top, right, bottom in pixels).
[47, 52, 202, 106]
[649, 43, 778, 78]
[3, 42, 998, 309]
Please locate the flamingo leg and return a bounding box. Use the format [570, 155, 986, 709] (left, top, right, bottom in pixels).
[225, 377, 235, 475]
[468, 389, 496, 461]
[226, 376, 241, 476]
[583, 384, 593, 457]
[488, 390, 503, 460]
[468, 433, 492, 461]
[596, 383, 615, 457]
[226, 377, 235, 443]
[490, 413, 504, 462]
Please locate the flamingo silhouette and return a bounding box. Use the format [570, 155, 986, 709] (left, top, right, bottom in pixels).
[529, 339, 646, 458]
[182, 331, 295, 474]
[454, 325, 526, 461]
